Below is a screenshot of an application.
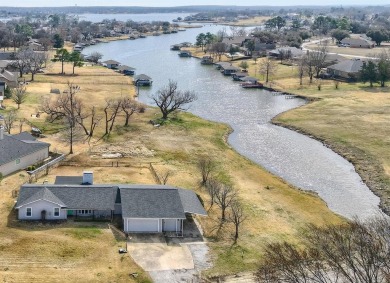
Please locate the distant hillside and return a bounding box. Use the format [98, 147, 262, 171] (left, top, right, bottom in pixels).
[1, 5, 389, 15]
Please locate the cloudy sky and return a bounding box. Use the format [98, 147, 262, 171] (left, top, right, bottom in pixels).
[5, 0, 390, 6]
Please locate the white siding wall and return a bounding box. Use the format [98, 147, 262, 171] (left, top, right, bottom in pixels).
[18, 200, 66, 220]
[162, 219, 180, 232]
[123, 218, 183, 233]
[124, 218, 161, 233]
[0, 147, 49, 176]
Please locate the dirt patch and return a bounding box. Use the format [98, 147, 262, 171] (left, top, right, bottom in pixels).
[91, 141, 155, 158]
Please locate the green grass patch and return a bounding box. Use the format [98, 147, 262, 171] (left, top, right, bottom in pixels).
[66, 226, 102, 239]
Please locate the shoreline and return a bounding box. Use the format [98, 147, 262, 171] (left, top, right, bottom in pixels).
[188, 50, 388, 216]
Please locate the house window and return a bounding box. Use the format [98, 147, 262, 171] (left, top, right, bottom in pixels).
[26, 207, 32, 217]
[78, 210, 92, 215]
[15, 159, 20, 164]
[53, 207, 60, 217]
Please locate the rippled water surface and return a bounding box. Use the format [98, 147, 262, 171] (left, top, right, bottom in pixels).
[83, 23, 381, 220]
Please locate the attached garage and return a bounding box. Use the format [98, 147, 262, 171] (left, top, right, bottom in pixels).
[162, 219, 180, 232]
[126, 218, 160, 233]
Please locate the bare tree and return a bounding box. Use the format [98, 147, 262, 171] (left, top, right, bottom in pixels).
[257, 217, 390, 283]
[159, 170, 172, 185]
[205, 178, 220, 209]
[304, 45, 328, 83]
[197, 156, 216, 186]
[28, 51, 48, 81]
[121, 97, 140, 127]
[210, 42, 227, 61]
[41, 83, 81, 154]
[151, 80, 197, 120]
[259, 58, 277, 83]
[103, 98, 122, 136]
[12, 84, 27, 109]
[76, 106, 102, 139]
[3, 110, 17, 134]
[88, 51, 102, 64]
[215, 183, 237, 222]
[228, 200, 247, 244]
[297, 59, 306, 86]
[13, 47, 32, 78]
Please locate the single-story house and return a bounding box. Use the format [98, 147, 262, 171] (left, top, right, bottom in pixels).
[0, 82, 6, 105]
[326, 59, 365, 80]
[28, 42, 44, 51]
[0, 69, 18, 88]
[102, 60, 121, 69]
[268, 47, 304, 60]
[16, 172, 207, 234]
[340, 37, 375, 49]
[0, 128, 50, 176]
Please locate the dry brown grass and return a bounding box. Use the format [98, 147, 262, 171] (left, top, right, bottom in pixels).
[0, 60, 343, 279]
[305, 42, 390, 58]
[227, 16, 271, 27]
[0, 172, 150, 283]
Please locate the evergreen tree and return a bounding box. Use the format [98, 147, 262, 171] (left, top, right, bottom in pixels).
[360, 61, 378, 87]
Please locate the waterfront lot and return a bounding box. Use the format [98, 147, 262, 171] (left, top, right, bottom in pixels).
[0, 61, 343, 278]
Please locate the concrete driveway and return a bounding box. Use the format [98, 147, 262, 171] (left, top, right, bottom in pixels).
[126, 234, 194, 271]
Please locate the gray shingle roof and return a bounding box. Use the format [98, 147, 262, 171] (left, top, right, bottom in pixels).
[55, 176, 83, 185]
[103, 60, 120, 65]
[120, 187, 186, 219]
[0, 132, 50, 166]
[134, 74, 152, 81]
[17, 187, 67, 208]
[117, 65, 136, 71]
[178, 189, 207, 216]
[327, 59, 365, 73]
[16, 185, 116, 210]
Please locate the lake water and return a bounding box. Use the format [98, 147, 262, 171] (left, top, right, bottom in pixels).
[83, 23, 381, 220]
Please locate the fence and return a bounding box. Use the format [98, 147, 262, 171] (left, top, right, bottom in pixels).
[149, 163, 162, 184]
[27, 154, 66, 183]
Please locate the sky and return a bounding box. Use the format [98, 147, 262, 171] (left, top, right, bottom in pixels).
[3, 0, 390, 7]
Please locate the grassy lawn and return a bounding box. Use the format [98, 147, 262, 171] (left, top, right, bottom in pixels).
[0, 59, 344, 279]
[229, 56, 390, 213]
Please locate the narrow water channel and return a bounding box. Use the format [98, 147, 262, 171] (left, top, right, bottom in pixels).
[83, 24, 381, 220]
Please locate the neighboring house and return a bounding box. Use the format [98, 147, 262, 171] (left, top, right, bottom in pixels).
[102, 60, 121, 69]
[28, 42, 44, 51]
[0, 60, 17, 72]
[326, 59, 365, 80]
[340, 37, 375, 48]
[0, 52, 14, 60]
[0, 82, 6, 106]
[222, 36, 252, 48]
[268, 47, 304, 60]
[15, 172, 207, 234]
[0, 129, 50, 176]
[0, 69, 18, 88]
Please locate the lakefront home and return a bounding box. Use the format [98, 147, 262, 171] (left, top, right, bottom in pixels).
[102, 60, 121, 69]
[15, 172, 207, 235]
[0, 128, 50, 176]
[326, 59, 365, 80]
[340, 37, 375, 48]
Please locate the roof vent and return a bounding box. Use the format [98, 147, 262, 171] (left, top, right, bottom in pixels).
[82, 171, 93, 185]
